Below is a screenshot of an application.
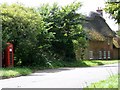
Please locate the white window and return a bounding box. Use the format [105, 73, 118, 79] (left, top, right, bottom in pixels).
[89, 51, 93, 59]
[108, 51, 111, 59]
[104, 51, 106, 59]
[99, 51, 102, 59]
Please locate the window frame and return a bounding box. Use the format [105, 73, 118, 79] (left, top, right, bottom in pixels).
[89, 51, 93, 59]
[99, 51, 102, 59]
[108, 51, 111, 59]
[103, 51, 106, 59]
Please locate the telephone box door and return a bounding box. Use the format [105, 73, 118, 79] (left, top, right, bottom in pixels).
[4, 43, 14, 67]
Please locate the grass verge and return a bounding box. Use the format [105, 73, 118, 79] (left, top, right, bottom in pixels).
[84, 74, 119, 88]
[0, 67, 32, 78]
[48, 60, 118, 68]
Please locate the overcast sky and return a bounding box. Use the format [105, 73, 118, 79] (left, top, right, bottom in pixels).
[0, 0, 118, 31]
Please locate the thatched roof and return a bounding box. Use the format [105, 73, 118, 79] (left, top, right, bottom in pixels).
[86, 29, 106, 41]
[113, 37, 120, 48]
[84, 12, 116, 41]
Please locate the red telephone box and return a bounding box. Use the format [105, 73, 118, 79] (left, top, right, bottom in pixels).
[4, 43, 14, 67]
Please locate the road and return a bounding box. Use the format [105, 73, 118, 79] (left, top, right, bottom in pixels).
[0, 63, 119, 88]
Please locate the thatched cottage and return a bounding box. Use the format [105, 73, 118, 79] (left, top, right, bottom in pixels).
[76, 10, 120, 60]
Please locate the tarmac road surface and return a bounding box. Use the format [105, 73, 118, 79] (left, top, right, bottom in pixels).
[0, 63, 119, 88]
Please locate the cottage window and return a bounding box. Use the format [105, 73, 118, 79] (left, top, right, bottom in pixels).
[108, 38, 110, 45]
[108, 51, 110, 59]
[99, 51, 102, 59]
[89, 51, 93, 59]
[104, 51, 106, 59]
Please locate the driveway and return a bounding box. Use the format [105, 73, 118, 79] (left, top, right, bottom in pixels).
[0, 63, 119, 88]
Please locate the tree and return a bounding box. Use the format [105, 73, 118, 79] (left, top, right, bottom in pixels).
[117, 30, 120, 36]
[38, 2, 86, 61]
[104, 1, 120, 24]
[1, 3, 45, 65]
[1, 2, 87, 67]
[104, 1, 120, 36]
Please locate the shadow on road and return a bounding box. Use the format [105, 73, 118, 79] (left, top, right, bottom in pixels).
[29, 68, 75, 76]
[35, 68, 75, 73]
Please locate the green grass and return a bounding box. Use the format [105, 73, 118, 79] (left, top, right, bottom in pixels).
[0, 67, 32, 78]
[84, 74, 119, 88]
[49, 60, 118, 68]
[82, 60, 118, 67]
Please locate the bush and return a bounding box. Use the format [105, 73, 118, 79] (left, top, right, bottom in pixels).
[0, 67, 32, 78]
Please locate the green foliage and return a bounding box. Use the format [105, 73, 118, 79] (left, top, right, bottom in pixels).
[116, 30, 120, 36]
[104, 2, 120, 24]
[1, 3, 47, 66]
[0, 67, 32, 78]
[38, 2, 86, 61]
[1, 3, 42, 48]
[1, 2, 87, 67]
[40, 60, 118, 68]
[84, 74, 119, 88]
[73, 32, 88, 60]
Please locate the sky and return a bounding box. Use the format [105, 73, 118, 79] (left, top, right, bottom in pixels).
[0, 0, 118, 31]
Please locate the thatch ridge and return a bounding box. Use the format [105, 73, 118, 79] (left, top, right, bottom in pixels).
[84, 11, 116, 41]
